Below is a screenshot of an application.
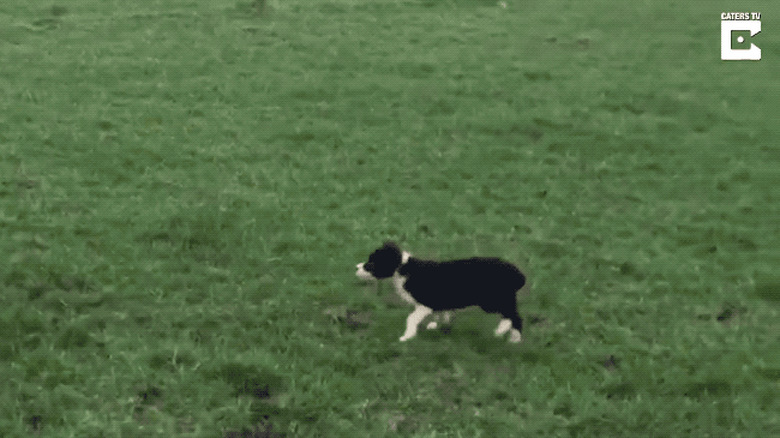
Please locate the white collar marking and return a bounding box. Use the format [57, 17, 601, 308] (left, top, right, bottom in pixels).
[393, 251, 416, 305]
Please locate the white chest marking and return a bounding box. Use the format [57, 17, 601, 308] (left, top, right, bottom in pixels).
[392, 251, 416, 305]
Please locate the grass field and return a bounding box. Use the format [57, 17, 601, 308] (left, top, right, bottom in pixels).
[1, 0, 778, 436]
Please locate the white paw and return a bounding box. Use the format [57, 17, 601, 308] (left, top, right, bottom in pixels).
[508, 330, 522, 343]
[494, 319, 512, 336]
[399, 335, 411, 342]
[426, 321, 438, 330]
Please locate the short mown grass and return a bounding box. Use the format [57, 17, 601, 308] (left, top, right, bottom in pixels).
[1, 0, 778, 436]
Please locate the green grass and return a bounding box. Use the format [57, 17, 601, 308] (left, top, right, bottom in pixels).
[1, 0, 778, 435]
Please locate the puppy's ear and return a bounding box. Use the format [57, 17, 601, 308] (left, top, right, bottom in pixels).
[370, 241, 402, 278]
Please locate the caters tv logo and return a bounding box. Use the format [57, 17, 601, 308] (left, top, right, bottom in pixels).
[721, 12, 761, 60]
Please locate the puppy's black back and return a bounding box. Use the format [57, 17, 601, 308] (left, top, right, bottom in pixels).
[399, 257, 525, 311]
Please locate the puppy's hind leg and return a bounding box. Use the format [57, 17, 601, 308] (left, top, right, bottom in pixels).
[494, 318, 512, 336]
[507, 311, 523, 343]
[426, 311, 453, 330]
[399, 305, 432, 342]
[508, 328, 522, 343]
[498, 302, 523, 343]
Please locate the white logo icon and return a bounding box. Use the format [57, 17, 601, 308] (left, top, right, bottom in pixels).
[721, 13, 761, 61]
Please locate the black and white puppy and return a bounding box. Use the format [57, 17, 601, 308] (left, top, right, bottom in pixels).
[356, 242, 525, 343]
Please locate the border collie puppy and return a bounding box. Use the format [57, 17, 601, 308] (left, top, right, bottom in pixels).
[356, 242, 525, 343]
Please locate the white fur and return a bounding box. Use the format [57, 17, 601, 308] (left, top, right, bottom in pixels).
[426, 311, 453, 330]
[399, 305, 432, 341]
[391, 251, 416, 305]
[393, 251, 435, 340]
[391, 272, 415, 305]
[355, 263, 374, 281]
[494, 318, 512, 336]
[358, 248, 521, 343]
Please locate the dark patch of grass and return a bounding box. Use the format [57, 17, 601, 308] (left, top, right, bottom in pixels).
[55, 325, 93, 349]
[602, 355, 619, 371]
[137, 385, 163, 405]
[682, 380, 733, 399]
[224, 423, 284, 438]
[50, 5, 68, 17]
[754, 274, 780, 302]
[601, 381, 637, 400]
[212, 363, 283, 400]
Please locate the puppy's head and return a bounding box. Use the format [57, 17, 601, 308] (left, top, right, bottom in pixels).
[356, 241, 403, 280]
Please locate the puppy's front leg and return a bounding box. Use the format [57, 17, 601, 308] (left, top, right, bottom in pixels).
[399, 305, 432, 342]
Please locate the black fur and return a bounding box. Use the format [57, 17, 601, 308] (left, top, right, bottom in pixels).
[361, 241, 525, 336]
[362, 242, 403, 279]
